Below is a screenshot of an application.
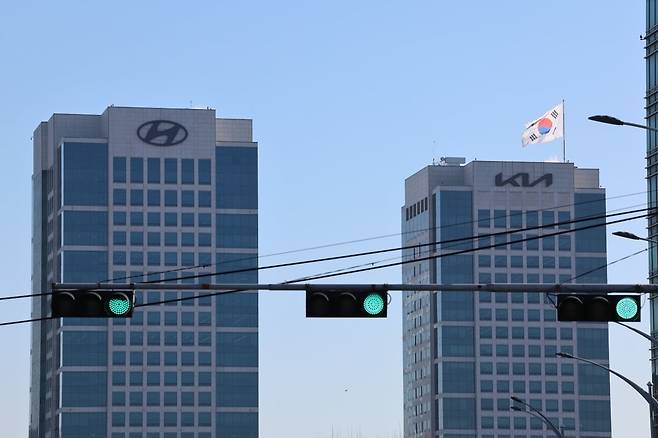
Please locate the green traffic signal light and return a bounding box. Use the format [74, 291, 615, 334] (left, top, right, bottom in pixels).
[616, 297, 639, 320]
[107, 295, 132, 316]
[363, 293, 385, 315]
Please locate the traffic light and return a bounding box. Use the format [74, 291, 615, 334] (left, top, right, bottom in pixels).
[305, 288, 388, 318]
[557, 294, 640, 322]
[52, 289, 135, 318]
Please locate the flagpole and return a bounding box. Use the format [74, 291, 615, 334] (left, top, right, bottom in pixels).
[562, 98, 566, 162]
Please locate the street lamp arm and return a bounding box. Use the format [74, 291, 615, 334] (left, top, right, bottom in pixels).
[511, 397, 564, 438]
[615, 321, 658, 348]
[557, 352, 658, 411]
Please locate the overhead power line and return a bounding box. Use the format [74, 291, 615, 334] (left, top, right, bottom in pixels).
[103, 191, 647, 284]
[7, 205, 648, 303]
[2, 207, 649, 325]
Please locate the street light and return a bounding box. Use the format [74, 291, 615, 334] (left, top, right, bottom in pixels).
[556, 352, 658, 411]
[588, 115, 658, 132]
[510, 396, 564, 438]
[613, 230, 658, 244]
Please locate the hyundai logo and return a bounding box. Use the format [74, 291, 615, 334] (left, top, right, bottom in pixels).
[137, 120, 188, 146]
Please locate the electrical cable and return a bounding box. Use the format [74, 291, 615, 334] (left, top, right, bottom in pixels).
[101, 191, 648, 284]
[1, 208, 650, 324]
[4, 206, 650, 303]
[141, 207, 649, 286]
[134, 211, 649, 308]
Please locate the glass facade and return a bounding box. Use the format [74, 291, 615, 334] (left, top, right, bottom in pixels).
[648, 5, 658, 436]
[30, 108, 258, 438]
[402, 161, 611, 437]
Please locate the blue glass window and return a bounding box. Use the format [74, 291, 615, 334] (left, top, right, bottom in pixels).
[443, 362, 475, 393]
[62, 142, 108, 206]
[559, 256, 572, 269]
[182, 213, 195, 227]
[130, 251, 143, 265]
[147, 351, 160, 365]
[129, 157, 142, 183]
[112, 351, 125, 365]
[164, 252, 177, 266]
[164, 158, 177, 183]
[199, 159, 211, 184]
[130, 351, 142, 365]
[63, 250, 108, 283]
[164, 411, 177, 427]
[182, 190, 194, 207]
[113, 156, 126, 183]
[510, 210, 522, 228]
[478, 209, 491, 228]
[62, 331, 107, 366]
[63, 211, 108, 246]
[199, 190, 212, 207]
[147, 212, 160, 226]
[165, 212, 177, 226]
[113, 231, 126, 246]
[130, 212, 143, 226]
[61, 371, 107, 407]
[165, 189, 177, 206]
[164, 232, 177, 246]
[113, 188, 126, 206]
[61, 412, 107, 437]
[147, 189, 160, 206]
[442, 326, 474, 357]
[542, 236, 555, 251]
[147, 252, 160, 266]
[543, 256, 555, 268]
[493, 210, 506, 228]
[526, 210, 538, 227]
[113, 211, 126, 225]
[147, 158, 160, 183]
[182, 159, 194, 184]
[147, 231, 160, 246]
[217, 214, 258, 248]
[216, 332, 258, 366]
[182, 232, 195, 246]
[216, 147, 257, 209]
[575, 193, 606, 253]
[199, 213, 212, 227]
[130, 231, 143, 246]
[130, 189, 143, 206]
[165, 331, 177, 345]
[442, 398, 476, 430]
[199, 233, 211, 247]
[559, 235, 571, 250]
[216, 413, 258, 437]
[217, 292, 258, 327]
[199, 352, 212, 366]
[526, 234, 539, 250]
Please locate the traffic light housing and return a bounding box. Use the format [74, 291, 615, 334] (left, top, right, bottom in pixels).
[52, 289, 135, 318]
[305, 288, 388, 318]
[557, 294, 640, 322]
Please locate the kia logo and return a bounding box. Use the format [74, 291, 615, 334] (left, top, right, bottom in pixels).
[137, 120, 188, 146]
[495, 172, 553, 188]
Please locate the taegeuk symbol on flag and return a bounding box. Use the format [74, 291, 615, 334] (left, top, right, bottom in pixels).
[522, 103, 564, 147]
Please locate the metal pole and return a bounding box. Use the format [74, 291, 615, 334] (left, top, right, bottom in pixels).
[562, 99, 566, 163]
[511, 398, 563, 438]
[52, 282, 658, 293]
[649, 382, 657, 438]
[557, 352, 658, 411]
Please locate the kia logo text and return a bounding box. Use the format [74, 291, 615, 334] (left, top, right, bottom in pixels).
[495, 173, 553, 188]
[137, 120, 188, 146]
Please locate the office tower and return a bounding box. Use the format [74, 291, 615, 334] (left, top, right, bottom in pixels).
[402, 159, 610, 437]
[30, 107, 258, 438]
[646, 3, 658, 435]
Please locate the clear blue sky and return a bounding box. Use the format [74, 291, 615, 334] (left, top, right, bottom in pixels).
[0, 1, 651, 436]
